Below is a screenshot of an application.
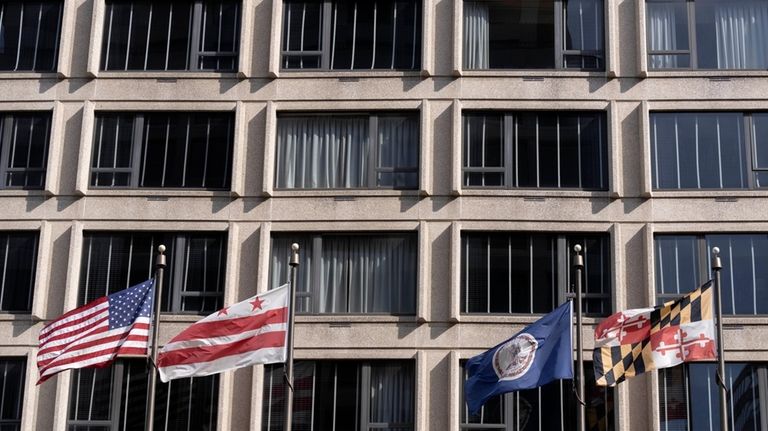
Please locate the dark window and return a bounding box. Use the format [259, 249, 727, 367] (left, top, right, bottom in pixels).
[0, 232, 37, 313]
[461, 362, 615, 431]
[270, 233, 417, 314]
[67, 360, 218, 431]
[101, 0, 240, 72]
[90, 112, 233, 189]
[461, 232, 611, 315]
[275, 113, 419, 189]
[262, 360, 415, 431]
[649, 112, 764, 189]
[655, 234, 768, 315]
[659, 363, 768, 431]
[79, 232, 226, 314]
[0, 358, 25, 431]
[0, 1, 62, 72]
[0, 112, 51, 189]
[463, 111, 607, 189]
[463, 0, 604, 70]
[647, 0, 768, 70]
[281, 0, 422, 70]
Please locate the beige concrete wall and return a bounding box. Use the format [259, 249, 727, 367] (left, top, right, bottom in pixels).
[2, 0, 767, 429]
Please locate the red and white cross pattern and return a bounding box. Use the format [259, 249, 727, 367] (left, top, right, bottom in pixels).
[594, 308, 655, 348]
[650, 320, 717, 369]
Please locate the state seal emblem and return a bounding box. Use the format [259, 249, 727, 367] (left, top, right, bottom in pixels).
[492, 333, 538, 380]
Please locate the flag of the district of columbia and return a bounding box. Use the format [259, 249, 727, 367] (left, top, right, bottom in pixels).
[464, 301, 573, 415]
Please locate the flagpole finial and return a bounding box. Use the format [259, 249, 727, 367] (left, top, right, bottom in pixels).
[158, 244, 166, 254]
[711, 247, 722, 271]
[156, 245, 167, 269]
[290, 243, 300, 267]
[574, 244, 582, 253]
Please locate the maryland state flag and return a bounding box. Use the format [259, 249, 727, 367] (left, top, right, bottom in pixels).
[593, 281, 716, 386]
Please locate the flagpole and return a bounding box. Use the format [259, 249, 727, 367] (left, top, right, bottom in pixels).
[712, 247, 728, 431]
[145, 245, 166, 431]
[283, 243, 299, 431]
[573, 244, 585, 431]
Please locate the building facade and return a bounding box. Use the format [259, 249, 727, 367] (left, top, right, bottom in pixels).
[0, 0, 767, 429]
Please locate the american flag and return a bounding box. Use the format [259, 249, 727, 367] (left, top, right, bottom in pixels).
[37, 280, 154, 383]
[157, 284, 289, 382]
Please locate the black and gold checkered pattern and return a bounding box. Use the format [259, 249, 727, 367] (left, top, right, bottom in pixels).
[593, 281, 713, 386]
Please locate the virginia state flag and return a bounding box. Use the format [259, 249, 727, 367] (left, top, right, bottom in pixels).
[464, 301, 573, 414]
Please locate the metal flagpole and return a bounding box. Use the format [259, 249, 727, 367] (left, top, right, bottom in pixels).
[283, 243, 299, 431]
[573, 244, 585, 431]
[712, 247, 728, 431]
[145, 244, 166, 431]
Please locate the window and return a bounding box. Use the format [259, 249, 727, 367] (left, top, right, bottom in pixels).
[270, 233, 417, 314]
[275, 113, 419, 189]
[463, 0, 604, 70]
[281, 0, 422, 70]
[90, 112, 234, 189]
[0, 358, 25, 431]
[0, 1, 62, 72]
[79, 232, 226, 314]
[647, 0, 768, 70]
[262, 360, 415, 431]
[461, 362, 614, 431]
[650, 112, 768, 189]
[655, 234, 768, 315]
[659, 363, 768, 431]
[101, 0, 240, 72]
[0, 232, 37, 313]
[463, 111, 607, 189]
[68, 359, 219, 431]
[0, 112, 51, 189]
[461, 233, 611, 315]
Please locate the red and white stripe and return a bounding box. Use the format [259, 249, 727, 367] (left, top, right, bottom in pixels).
[37, 298, 150, 383]
[157, 284, 290, 382]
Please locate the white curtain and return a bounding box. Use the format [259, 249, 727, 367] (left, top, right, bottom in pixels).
[647, 2, 682, 68]
[322, 235, 416, 314]
[369, 363, 415, 426]
[714, 1, 768, 69]
[276, 116, 369, 189]
[463, 1, 489, 69]
[377, 116, 419, 186]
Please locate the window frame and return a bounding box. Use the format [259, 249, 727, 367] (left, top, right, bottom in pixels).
[269, 231, 419, 315]
[279, 0, 424, 72]
[649, 111, 768, 190]
[0, 1, 64, 73]
[658, 362, 768, 431]
[79, 231, 227, 314]
[274, 111, 421, 190]
[645, 0, 768, 71]
[459, 360, 615, 431]
[66, 359, 220, 431]
[0, 357, 26, 431]
[460, 231, 612, 316]
[654, 233, 768, 315]
[262, 359, 416, 431]
[0, 231, 38, 314]
[89, 111, 234, 190]
[460, 0, 606, 71]
[461, 110, 609, 190]
[99, 0, 241, 72]
[0, 112, 51, 190]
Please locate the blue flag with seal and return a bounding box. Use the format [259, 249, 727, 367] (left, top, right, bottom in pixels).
[464, 300, 573, 415]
